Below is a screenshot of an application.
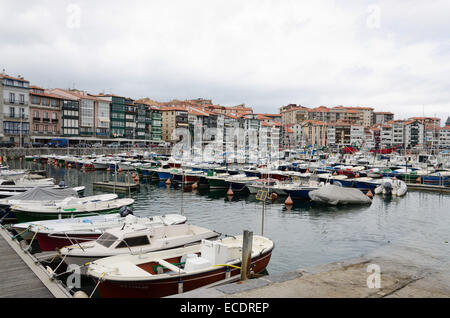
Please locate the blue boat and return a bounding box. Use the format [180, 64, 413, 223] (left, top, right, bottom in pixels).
[156, 170, 172, 181]
[353, 179, 379, 191]
[422, 175, 450, 186]
[284, 186, 319, 200]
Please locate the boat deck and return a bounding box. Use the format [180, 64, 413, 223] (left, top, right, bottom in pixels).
[93, 181, 140, 192]
[0, 226, 71, 298]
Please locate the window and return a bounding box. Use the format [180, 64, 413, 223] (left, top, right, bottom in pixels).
[116, 236, 150, 248]
[51, 99, 59, 107]
[19, 94, 24, 104]
[9, 93, 15, 103]
[9, 107, 15, 118]
[43, 112, 48, 119]
[96, 233, 118, 248]
[42, 98, 49, 106]
[52, 112, 57, 120]
[33, 111, 39, 118]
[31, 95, 40, 105]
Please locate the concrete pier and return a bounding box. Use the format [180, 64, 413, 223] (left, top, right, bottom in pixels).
[170, 242, 450, 298]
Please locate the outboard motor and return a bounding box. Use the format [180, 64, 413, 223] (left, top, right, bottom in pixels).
[58, 181, 66, 188]
[383, 182, 393, 195]
[119, 206, 134, 217]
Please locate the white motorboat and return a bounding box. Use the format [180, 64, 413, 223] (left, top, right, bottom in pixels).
[13, 213, 187, 251]
[59, 223, 220, 266]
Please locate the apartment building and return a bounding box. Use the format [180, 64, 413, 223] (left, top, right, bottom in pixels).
[404, 119, 424, 149]
[373, 112, 394, 124]
[439, 126, 450, 149]
[29, 86, 61, 141]
[0, 73, 30, 145]
[49, 89, 80, 137]
[301, 120, 328, 147]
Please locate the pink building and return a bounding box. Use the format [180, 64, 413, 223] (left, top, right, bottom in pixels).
[29, 86, 62, 142]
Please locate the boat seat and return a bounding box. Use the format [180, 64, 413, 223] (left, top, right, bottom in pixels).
[156, 259, 186, 274]
[114, 261, 153, 277]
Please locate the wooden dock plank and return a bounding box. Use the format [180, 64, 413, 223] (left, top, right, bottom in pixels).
[0, 228, 69, 298]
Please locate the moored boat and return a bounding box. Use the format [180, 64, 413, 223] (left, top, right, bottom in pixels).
[60, 223, 220, 267]
[87, 234, 274, 298]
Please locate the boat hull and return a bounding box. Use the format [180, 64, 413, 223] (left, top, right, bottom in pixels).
[95, 249, 273, 298]
[14, 207, 127, 223]
[37, 233, 100, 252]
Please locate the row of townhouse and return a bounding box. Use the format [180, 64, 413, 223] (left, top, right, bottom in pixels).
[0, 72, 163, 145]
[281, 116, 450, 150]
[279, 104, 376, 128]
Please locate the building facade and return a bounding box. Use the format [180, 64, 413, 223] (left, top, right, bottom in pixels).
[0, 74, 30, 145]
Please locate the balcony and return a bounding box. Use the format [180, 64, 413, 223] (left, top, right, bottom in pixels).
[3, 114, 29, 121]
[42, 118, 50, 122]
[33, 117, 41, 122]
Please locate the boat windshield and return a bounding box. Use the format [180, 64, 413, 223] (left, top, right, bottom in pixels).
[97, 233, 118, 248]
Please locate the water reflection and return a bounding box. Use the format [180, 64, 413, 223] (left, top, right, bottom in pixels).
[9, 160, 450, 272]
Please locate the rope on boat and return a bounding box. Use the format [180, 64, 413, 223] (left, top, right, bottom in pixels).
[12, 226, 31, 240]
[212, 264, 241, 269]
[89, 272, 106, 298]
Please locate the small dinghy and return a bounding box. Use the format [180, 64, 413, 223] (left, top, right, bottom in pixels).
[87, 235, 274, 298]
[60, 223, 221, 266]
[374, 178, 408, 197]
[308, 184, 372, 205]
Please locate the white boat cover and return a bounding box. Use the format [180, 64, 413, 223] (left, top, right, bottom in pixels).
[308, 184, 372, 205]
[5, 187, 79, 201]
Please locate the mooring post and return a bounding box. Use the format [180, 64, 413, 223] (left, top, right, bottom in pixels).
[240, 230, 253, 282]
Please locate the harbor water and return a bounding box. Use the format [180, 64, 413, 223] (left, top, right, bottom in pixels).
[9, 160, 450, 274]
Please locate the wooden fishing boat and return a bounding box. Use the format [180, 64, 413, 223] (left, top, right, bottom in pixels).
[87, 235, 274, 298]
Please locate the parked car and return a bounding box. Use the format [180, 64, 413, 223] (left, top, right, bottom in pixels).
[107, 142, 120, 148]
[92, 143, 103, 148]
[76, 143, 91, 148]
[32, 142, 45, 148]
[122, 143, 133, 148]
[136, 143, 148, 148]
[0, 141, 15, 148]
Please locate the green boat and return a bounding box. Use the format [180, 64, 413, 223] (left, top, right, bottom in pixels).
[11, 198, 134, 223]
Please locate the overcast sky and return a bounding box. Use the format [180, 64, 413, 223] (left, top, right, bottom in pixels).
[1, 0, 449, 123]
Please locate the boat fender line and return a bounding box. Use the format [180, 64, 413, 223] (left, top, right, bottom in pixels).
[90, 272, 106, 298]
[12, 225, 31, 240]
[212, 264, 241, 269]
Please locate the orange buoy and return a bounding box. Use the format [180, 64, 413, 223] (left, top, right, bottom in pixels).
[271, 192, 278, 202]
[165, 178, 171, 185]
[227, 187, 234, 196]
[285, 195, 293, 206]
[392, 176, 397, 180]
[192, 182, 198, 190]
[366, 190, 373, 199]
[333, 171, 337, 176]
[131, 173, 136, 178]
[118, 168, 123, 173]
[355, 173, 360, 178]
[33, 159, 37, 163]
[107, 167, 111, 172]
[416, 177, 421, 183]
